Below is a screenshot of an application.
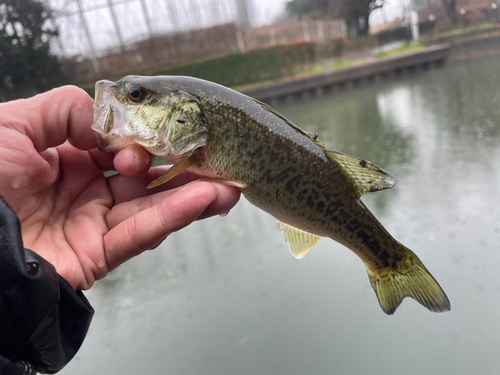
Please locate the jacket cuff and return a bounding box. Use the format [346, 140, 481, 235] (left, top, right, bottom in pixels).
[0, 197, 94, 374]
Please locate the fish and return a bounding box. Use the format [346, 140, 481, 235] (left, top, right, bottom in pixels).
[92, 75, 451, 315]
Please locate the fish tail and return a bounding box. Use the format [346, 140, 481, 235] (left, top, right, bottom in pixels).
[366, 247, 450, 315]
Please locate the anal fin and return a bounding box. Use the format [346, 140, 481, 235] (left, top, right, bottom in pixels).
[147, 157, 197, 189]
[277, 221, 323, 259]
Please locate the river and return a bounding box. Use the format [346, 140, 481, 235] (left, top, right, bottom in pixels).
[61, 54, 500, 375]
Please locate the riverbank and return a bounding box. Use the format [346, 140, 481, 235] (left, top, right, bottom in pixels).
[241, 45, 449, 103]
[240, 32, 500, 103]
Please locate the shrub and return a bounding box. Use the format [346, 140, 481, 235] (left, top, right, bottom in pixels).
[156, 42, 316, 87]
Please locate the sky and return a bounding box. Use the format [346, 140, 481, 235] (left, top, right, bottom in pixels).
[49, 0, 290, 57]
[48, 0, 405, 58]
[252, 0, 288, 25]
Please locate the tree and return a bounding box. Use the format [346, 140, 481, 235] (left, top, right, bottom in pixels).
[285, 0, 333, 20]
[286, 0, 384, 36]
[332, 0, 384, 36]
[0, 0, 63, 99]
[441, 0, 458, 25]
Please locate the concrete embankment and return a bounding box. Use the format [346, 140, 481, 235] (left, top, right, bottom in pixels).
[447, 34, 500, 62]
[241, 45, 450, 103]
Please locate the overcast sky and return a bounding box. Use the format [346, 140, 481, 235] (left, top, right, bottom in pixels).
[49, 0, 290, 57]
[252, 0, 288, 25]
[48, 0, 409, 57]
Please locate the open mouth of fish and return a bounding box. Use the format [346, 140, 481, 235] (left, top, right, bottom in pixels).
[92, 79, 204, 162]
[92, 80, 137, 152]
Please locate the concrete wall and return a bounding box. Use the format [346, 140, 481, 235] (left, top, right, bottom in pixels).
[241, 45, 450, 103]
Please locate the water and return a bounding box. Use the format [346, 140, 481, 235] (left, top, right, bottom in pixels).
[61, 55, 500, 375]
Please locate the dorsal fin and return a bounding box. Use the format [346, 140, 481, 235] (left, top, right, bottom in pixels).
[255, 99, 326, 147]
[277, 221, 323, 259]
[255, 98, 395, 197]
[323, 149, 396, 197]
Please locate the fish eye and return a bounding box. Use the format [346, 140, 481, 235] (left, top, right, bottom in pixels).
[127, 85, 146, 103]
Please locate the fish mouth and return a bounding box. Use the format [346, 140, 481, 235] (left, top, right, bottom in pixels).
[91, 79, 204, 160]
[92, 80, 134, 152]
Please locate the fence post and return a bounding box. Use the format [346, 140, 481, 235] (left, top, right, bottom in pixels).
[303, 21, 310, 42]
[340, 20, 347, 38]
[317, 21, 324, 43]
[139, 0, 154, 37]
[75, 0, 99, 73]
[135, 51, 143, 64]
[236, 26, 245, 52]
[107, 0, 124, 50]
[269, 27, 276, 46]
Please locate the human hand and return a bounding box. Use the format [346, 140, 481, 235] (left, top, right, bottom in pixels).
[0, 86, 240, 290]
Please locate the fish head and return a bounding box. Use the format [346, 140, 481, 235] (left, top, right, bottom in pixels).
[92, 75, 207, 162]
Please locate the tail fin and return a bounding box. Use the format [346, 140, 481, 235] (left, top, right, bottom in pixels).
[366, 248, 451, 315]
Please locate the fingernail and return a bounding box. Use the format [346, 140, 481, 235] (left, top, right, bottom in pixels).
[134, 147, 150, 172]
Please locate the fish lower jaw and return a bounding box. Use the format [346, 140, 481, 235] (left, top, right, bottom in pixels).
[96, 134, 137, 152]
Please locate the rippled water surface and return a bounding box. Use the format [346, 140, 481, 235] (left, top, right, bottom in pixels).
[61, 55, 500, 375]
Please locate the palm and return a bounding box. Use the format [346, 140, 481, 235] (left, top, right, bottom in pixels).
[0, 87, 240, 290]
[3, 137, 113, 289]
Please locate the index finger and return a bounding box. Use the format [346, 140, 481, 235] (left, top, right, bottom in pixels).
[0, 86, 96, 152]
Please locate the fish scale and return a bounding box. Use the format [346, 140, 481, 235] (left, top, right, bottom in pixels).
[92, 75, 451, 315]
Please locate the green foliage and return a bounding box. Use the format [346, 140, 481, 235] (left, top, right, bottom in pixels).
[319, 38, 345, 57]
[330, 58, 352, 69]
[375, 25, 412, 44]
[156, 42, 316, 88]
[441, 0, 457, 25]
[286, 0, 384, 35]
[0, 0, 63, 99]
[285, 0, 333, 19]
[375, 42, 424, 58]
[333, 0, 384, 36]
[422, 23, 496, 41]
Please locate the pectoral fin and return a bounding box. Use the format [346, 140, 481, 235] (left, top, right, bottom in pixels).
[277, 221, 323, 259]
[221, 180, 247, 189]
[147, 157, 197, 189]
[323, 149, 396, 197]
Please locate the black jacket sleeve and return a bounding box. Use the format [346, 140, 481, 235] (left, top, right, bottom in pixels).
[0, 197, 94, 374]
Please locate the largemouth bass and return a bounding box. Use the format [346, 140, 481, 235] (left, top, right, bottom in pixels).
[92, 75, 450, 315]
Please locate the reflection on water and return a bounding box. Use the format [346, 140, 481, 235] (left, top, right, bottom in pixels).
[61, 55, 500, 375]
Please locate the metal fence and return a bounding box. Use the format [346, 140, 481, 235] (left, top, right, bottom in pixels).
[69, 19, 347, 83]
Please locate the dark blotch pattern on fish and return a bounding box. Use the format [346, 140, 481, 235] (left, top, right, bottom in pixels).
[93, 75, 451, 315]
[186, 80, 437, 297]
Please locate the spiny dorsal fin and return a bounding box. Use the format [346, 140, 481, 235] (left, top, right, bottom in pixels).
[256, 99, 326, 147]
[323, 149, 396, 197]
[277, 221, 323, 259]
